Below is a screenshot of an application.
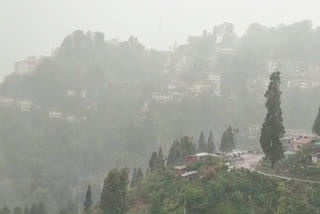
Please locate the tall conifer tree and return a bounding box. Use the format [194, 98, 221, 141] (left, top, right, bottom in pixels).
[207, 130, 216, 153]
[313, 107, 320, 135]
[84, 185, 93, 213]
[260, 71, 285, 167]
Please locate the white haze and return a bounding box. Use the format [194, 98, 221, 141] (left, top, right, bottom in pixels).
[1, 0, 320, 78]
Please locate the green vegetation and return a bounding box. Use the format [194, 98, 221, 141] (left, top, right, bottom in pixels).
[313, 107, 320, 135]
[260, 72, 285, 167]
[219, 126, 236, 152]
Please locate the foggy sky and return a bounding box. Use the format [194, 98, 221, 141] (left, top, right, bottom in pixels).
[1, 0, 320, 79]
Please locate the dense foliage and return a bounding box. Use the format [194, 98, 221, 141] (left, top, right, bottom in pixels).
[260, 72, 285, 167]
[313, 107, 320, 135]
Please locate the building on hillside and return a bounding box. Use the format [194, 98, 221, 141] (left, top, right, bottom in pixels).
[266, 60, 320, 78]
[14, 56, 42, 75]
[65, 115, 78, 123]
[284, 151, 297, 160]
[208, 73, 221, 96]
[49, 111, 63, 119]
[66, 90, 77, 97]
[181, 171, 198, 180]
[151, 92, 173, 103]
[284, 129, 314, 139]
[16, 100, 32, 112]
[174, 166, 187, 175]
[286, 79, 320, 89]
[287, 136, 316, 152]
[247, 125, 261, 139]
[0, 96, 15, 108]
[213, 22, 235, 44]
[246, 77, 269, 92]
[311, 152, 320, 163]
[186, 153, 220, 163]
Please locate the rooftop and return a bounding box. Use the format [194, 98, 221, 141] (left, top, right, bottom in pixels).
[194, 152, 220, 158]
[181, 171, 197, 177]
[174, 166, 187, 170]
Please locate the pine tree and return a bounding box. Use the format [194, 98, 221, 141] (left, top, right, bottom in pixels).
[219, 126, 235, 152]
[130, 168, 137, 188]
[84, 185, 93, 213]
[167, 139, 179, 166]
[1, 207, 10, 214]
[100, 168, 129, 214]
[157, 146, 165, 168]
[197, 132, 207, 152]
[260, 71, 285, 167]
[167, 136, 196, 166]
[22, 206, 29, 214]
[136, 168, 144, 185]
[36, 202, 47, 214]
[207, 130, 216, 153]
[313, 107, 320, 135]
[29, 204, 37, 214]
[149, 152, 158, 171]
[14, 207, 22, 214]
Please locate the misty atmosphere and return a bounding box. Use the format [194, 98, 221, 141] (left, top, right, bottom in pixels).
[2, 1, 320, 214]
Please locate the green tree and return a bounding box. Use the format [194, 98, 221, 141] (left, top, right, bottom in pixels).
[167, 137, 196, 166]
[313, 107, 320, 135]
[136, 167, 144, 186]
[219, 126, 235, 152]
[260, 71, 285, 167]
[84, 185, 93, 213]
[197, 132, 207, 152]
[0, 207, 10, 214]
[22, 206, 29, 214]
[149, 152, 158, 171]
[36, 202, 47, 214]
[157, 146, 165, 169]
[130, 168, 137, 188]
[13, 207, 22, 214]
[207, 130, 216, 153]
[100, 168, 129, 214]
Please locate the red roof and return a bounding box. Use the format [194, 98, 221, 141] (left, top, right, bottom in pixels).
[293, 137, 314, 145]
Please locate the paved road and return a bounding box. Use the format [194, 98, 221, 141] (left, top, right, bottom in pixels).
[235, 153, 320, 184]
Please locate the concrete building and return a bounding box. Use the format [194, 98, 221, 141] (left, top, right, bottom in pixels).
[0, 96, 15, 108]
[49, 111, 63, 119]
[152, 92, 173, 103]
[14, 56, 42, 75]
[16, 100, 32, 112]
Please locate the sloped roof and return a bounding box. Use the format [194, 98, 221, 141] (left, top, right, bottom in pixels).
[181, 171, 197, 177]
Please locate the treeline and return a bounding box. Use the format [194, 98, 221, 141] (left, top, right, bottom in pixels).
[0, 203, 47, 214]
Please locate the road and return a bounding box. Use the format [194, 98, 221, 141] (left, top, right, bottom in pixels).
[234, 153, 320, 184]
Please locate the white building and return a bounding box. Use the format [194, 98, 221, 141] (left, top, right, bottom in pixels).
[16, 100, 32, 112]
[14, 56, 41, 75]
[246, 77, 269, 91]
[152, 92, 173, 103]
[66, 90, 77, 97]
[208, 74, 221, 96]
[0, 96, 15, 108]
[49, 111, 63, 119]
[266, 60, 320, 78]
[248, 125, 261, 139]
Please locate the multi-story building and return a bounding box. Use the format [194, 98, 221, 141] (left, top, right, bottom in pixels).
[152, 92, 173, 103]
[208, 74, 221, 96]
[266, 60, 320, 78]
[16, 100, 33, 112]
[49, 111, 63, 119]
[14, 56, 42, 75]
[0, 96, 15, 108]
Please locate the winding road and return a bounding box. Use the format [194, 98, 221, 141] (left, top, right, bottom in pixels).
[235, 153, 320, 184]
